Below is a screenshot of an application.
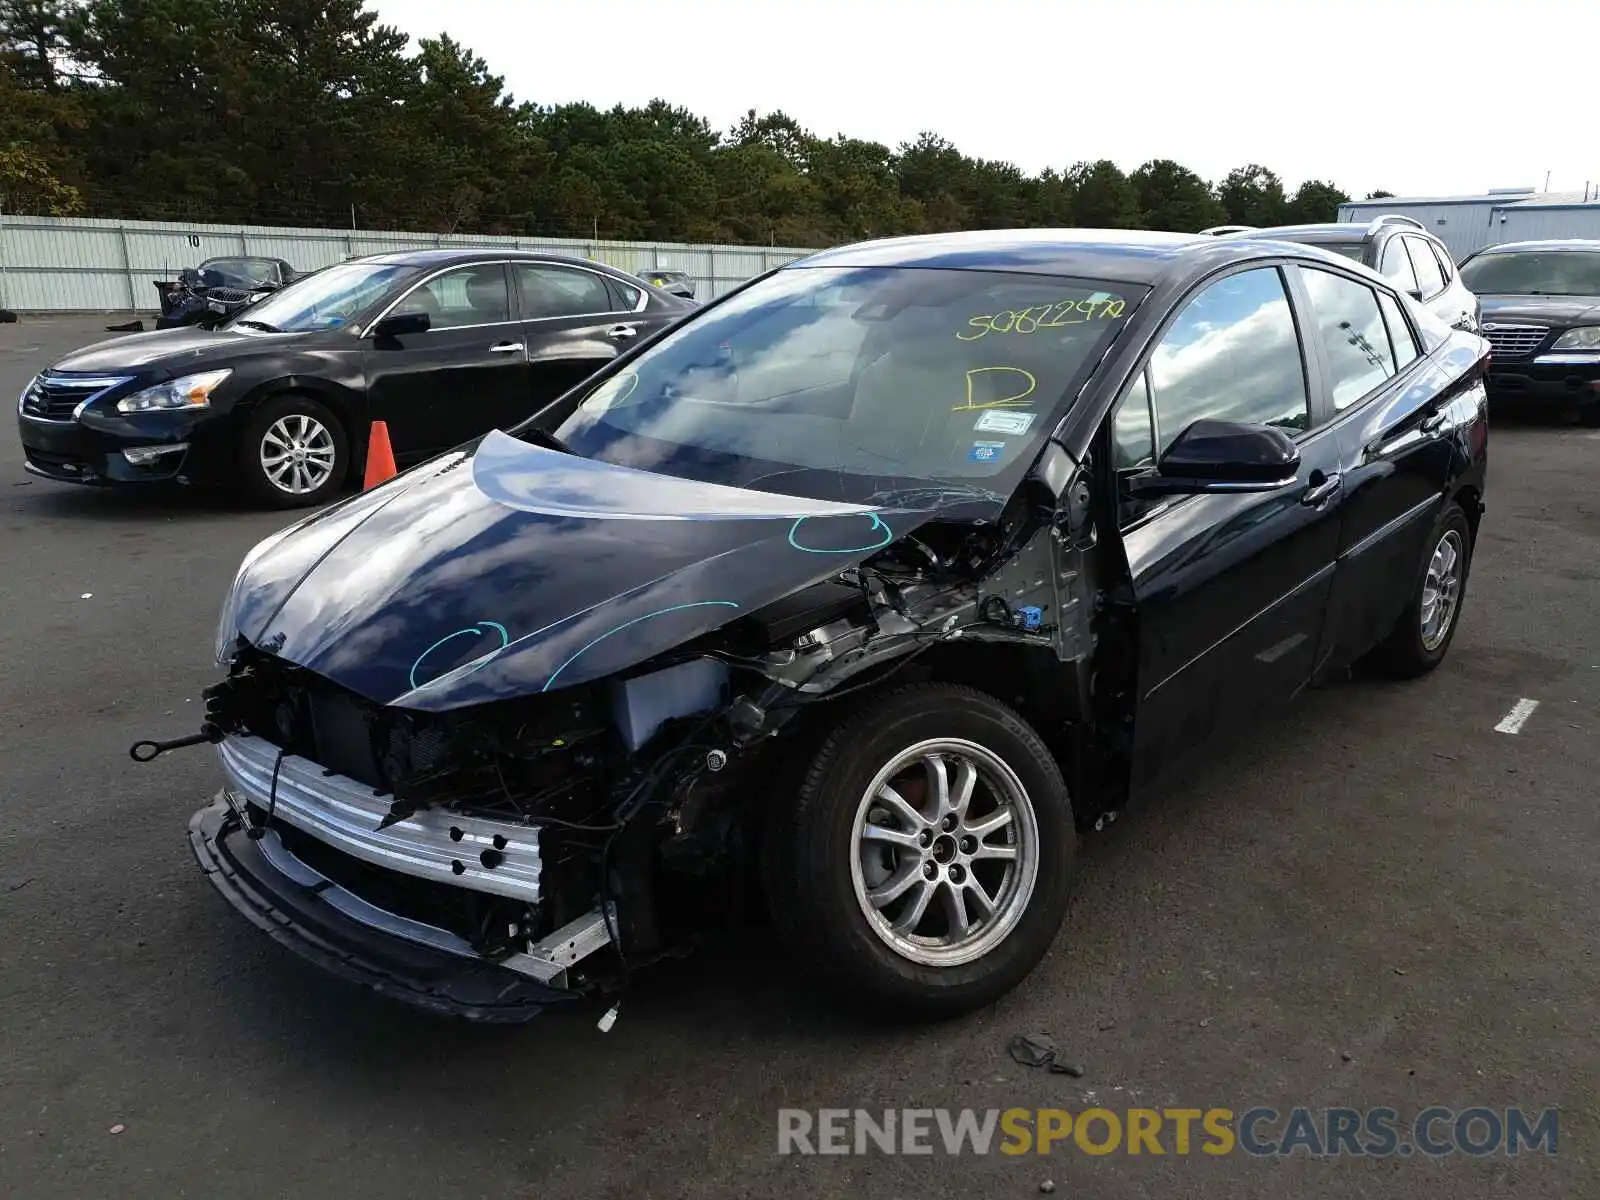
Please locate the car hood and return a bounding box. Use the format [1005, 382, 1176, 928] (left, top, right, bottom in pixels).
[50, 325, 298, 374]
[1478, 295, 1600, 327]
[222, 431, 963, 712]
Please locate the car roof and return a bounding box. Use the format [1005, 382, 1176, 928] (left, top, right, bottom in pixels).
[791, 229, 1228, 286]
[1470, 239, 1600, 254]
[787, 227, 1368, 287]
[353, 248, 602, 269]
[1239, 223, 1370, 243]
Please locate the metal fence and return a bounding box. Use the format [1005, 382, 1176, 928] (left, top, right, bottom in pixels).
[0, 214, 819, 312]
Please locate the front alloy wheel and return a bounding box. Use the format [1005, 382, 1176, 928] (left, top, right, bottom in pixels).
[240, 394, 349, 509]
[766, 683, 1075, 1017]
[851, 739, 1040, 969]
[260, 413, 337, 497]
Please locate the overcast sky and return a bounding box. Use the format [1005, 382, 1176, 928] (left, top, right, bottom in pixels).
[373, 0, 1600, 201]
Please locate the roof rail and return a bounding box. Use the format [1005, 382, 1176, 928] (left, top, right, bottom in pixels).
[1199, 224, 1257, 236]
[1367, 214, 1425, 235]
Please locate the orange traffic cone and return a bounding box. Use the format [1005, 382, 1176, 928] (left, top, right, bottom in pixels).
[363, 420, 397, 489]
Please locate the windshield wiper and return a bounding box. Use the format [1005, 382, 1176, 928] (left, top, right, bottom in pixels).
[233, 319, 281, 332]
[519, 426, 573, 454]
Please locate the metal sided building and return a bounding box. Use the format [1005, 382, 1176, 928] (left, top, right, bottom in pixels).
[1339, 187, 1600, 262]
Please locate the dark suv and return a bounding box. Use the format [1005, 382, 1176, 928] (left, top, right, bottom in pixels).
[1207, 216, 1480, 333]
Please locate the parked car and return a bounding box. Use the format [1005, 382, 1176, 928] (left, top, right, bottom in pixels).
[155, 256, 299, 329]
[1456, 239, 1600, 425]
[163, 229, 1488, 1022]
[17, 250, 693, 507]
[640, 268, 697, 300]
[1207, 216, 1480, 333]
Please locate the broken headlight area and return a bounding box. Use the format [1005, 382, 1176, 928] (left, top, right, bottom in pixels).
[201, 643, 762, 989]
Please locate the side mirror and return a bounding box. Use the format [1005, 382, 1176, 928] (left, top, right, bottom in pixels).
[371, 311, 430, 339]
[1127, 419, 1299, 497]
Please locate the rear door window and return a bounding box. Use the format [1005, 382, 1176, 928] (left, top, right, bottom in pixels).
[514, 264, 618, 319]
[1300, 268, 1397, 410]
[1377, 291, 1421, 365]
[1379, 237, 1419, 292]
[1429, 240, 1456, 283]
[1407, 237, 1446, 298]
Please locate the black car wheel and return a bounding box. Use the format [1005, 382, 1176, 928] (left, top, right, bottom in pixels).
[765, 683, 1075, 1017]
[1371, 500, 1473, 678]
[239, 394, 349, 509]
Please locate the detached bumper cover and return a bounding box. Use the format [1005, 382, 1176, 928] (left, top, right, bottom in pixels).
[189, 797, 573, 1021]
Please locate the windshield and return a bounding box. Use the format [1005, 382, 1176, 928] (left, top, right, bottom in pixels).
[229, 261, 414, 332]
[549, 265, 1138, 503]
[1320, 243, 1367, 263]
[199, 257, 279, 289]
[1459, 250, 1600, 296]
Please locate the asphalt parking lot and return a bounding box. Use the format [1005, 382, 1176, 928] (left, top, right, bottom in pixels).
[1, 313, 1596, 1199]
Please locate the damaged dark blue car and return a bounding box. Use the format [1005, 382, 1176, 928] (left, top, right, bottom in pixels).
[163, 230, 1490, 1021]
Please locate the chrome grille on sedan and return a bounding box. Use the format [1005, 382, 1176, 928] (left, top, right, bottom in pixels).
[18, 373, 133, 422]
[1481, 324, 1548, 360]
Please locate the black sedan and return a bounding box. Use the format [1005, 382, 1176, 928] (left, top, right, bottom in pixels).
[17, 249, 693, 507]
[159, 229, 1490, 1021]
[1458, 239, 1600, 424]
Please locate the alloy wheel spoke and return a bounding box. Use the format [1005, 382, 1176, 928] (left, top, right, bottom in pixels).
[964, 807, 1013, 839]
[964, 877, 998, 920]
[861, 823, 923, 851]
[971, 841, 1018, 862]
[875, 784, 925, 831]
[925, 753, 952, 817]
[949, 758, 977, 820]
[892, 879, 937, 935]
[941, 882, 971, 938]
[867, 863, 922, 910]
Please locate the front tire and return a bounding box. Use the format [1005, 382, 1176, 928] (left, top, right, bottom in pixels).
[1371, 501, 1473, 678]
[765, 683, 1076, 1017]
[239, 394, 349, 509]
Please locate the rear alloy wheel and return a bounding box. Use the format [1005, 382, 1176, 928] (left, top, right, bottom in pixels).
[1372, 501, 1473, 678]
[240, 395, 349, 508]
[766, 683, 1075, 1017]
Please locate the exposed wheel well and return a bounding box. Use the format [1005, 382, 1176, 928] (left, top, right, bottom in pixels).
[1453, 484, 1483, 546]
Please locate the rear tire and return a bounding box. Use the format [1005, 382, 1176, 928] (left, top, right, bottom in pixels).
[238, 394, 349, 509]
[764, 683, 1076, 1018]
[1370, 501, 1473, 679]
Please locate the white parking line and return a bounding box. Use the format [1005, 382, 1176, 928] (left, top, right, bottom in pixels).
[1495, 698, 1540, 734]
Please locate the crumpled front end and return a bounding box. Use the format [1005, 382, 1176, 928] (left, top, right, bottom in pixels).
[184, 429, 1096, 1019]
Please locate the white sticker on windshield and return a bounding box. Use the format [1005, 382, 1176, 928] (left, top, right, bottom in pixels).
[973, 410, 1036, 435]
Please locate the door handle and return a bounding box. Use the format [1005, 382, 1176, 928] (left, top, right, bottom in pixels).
[606, 324, 639, 339]
[488, 341, 524, 354]
[1299, 471, 1343, 509]
[1419, 410, 1447, 434]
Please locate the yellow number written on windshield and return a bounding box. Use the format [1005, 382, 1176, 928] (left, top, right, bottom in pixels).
[957, 297, 1125, 341]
